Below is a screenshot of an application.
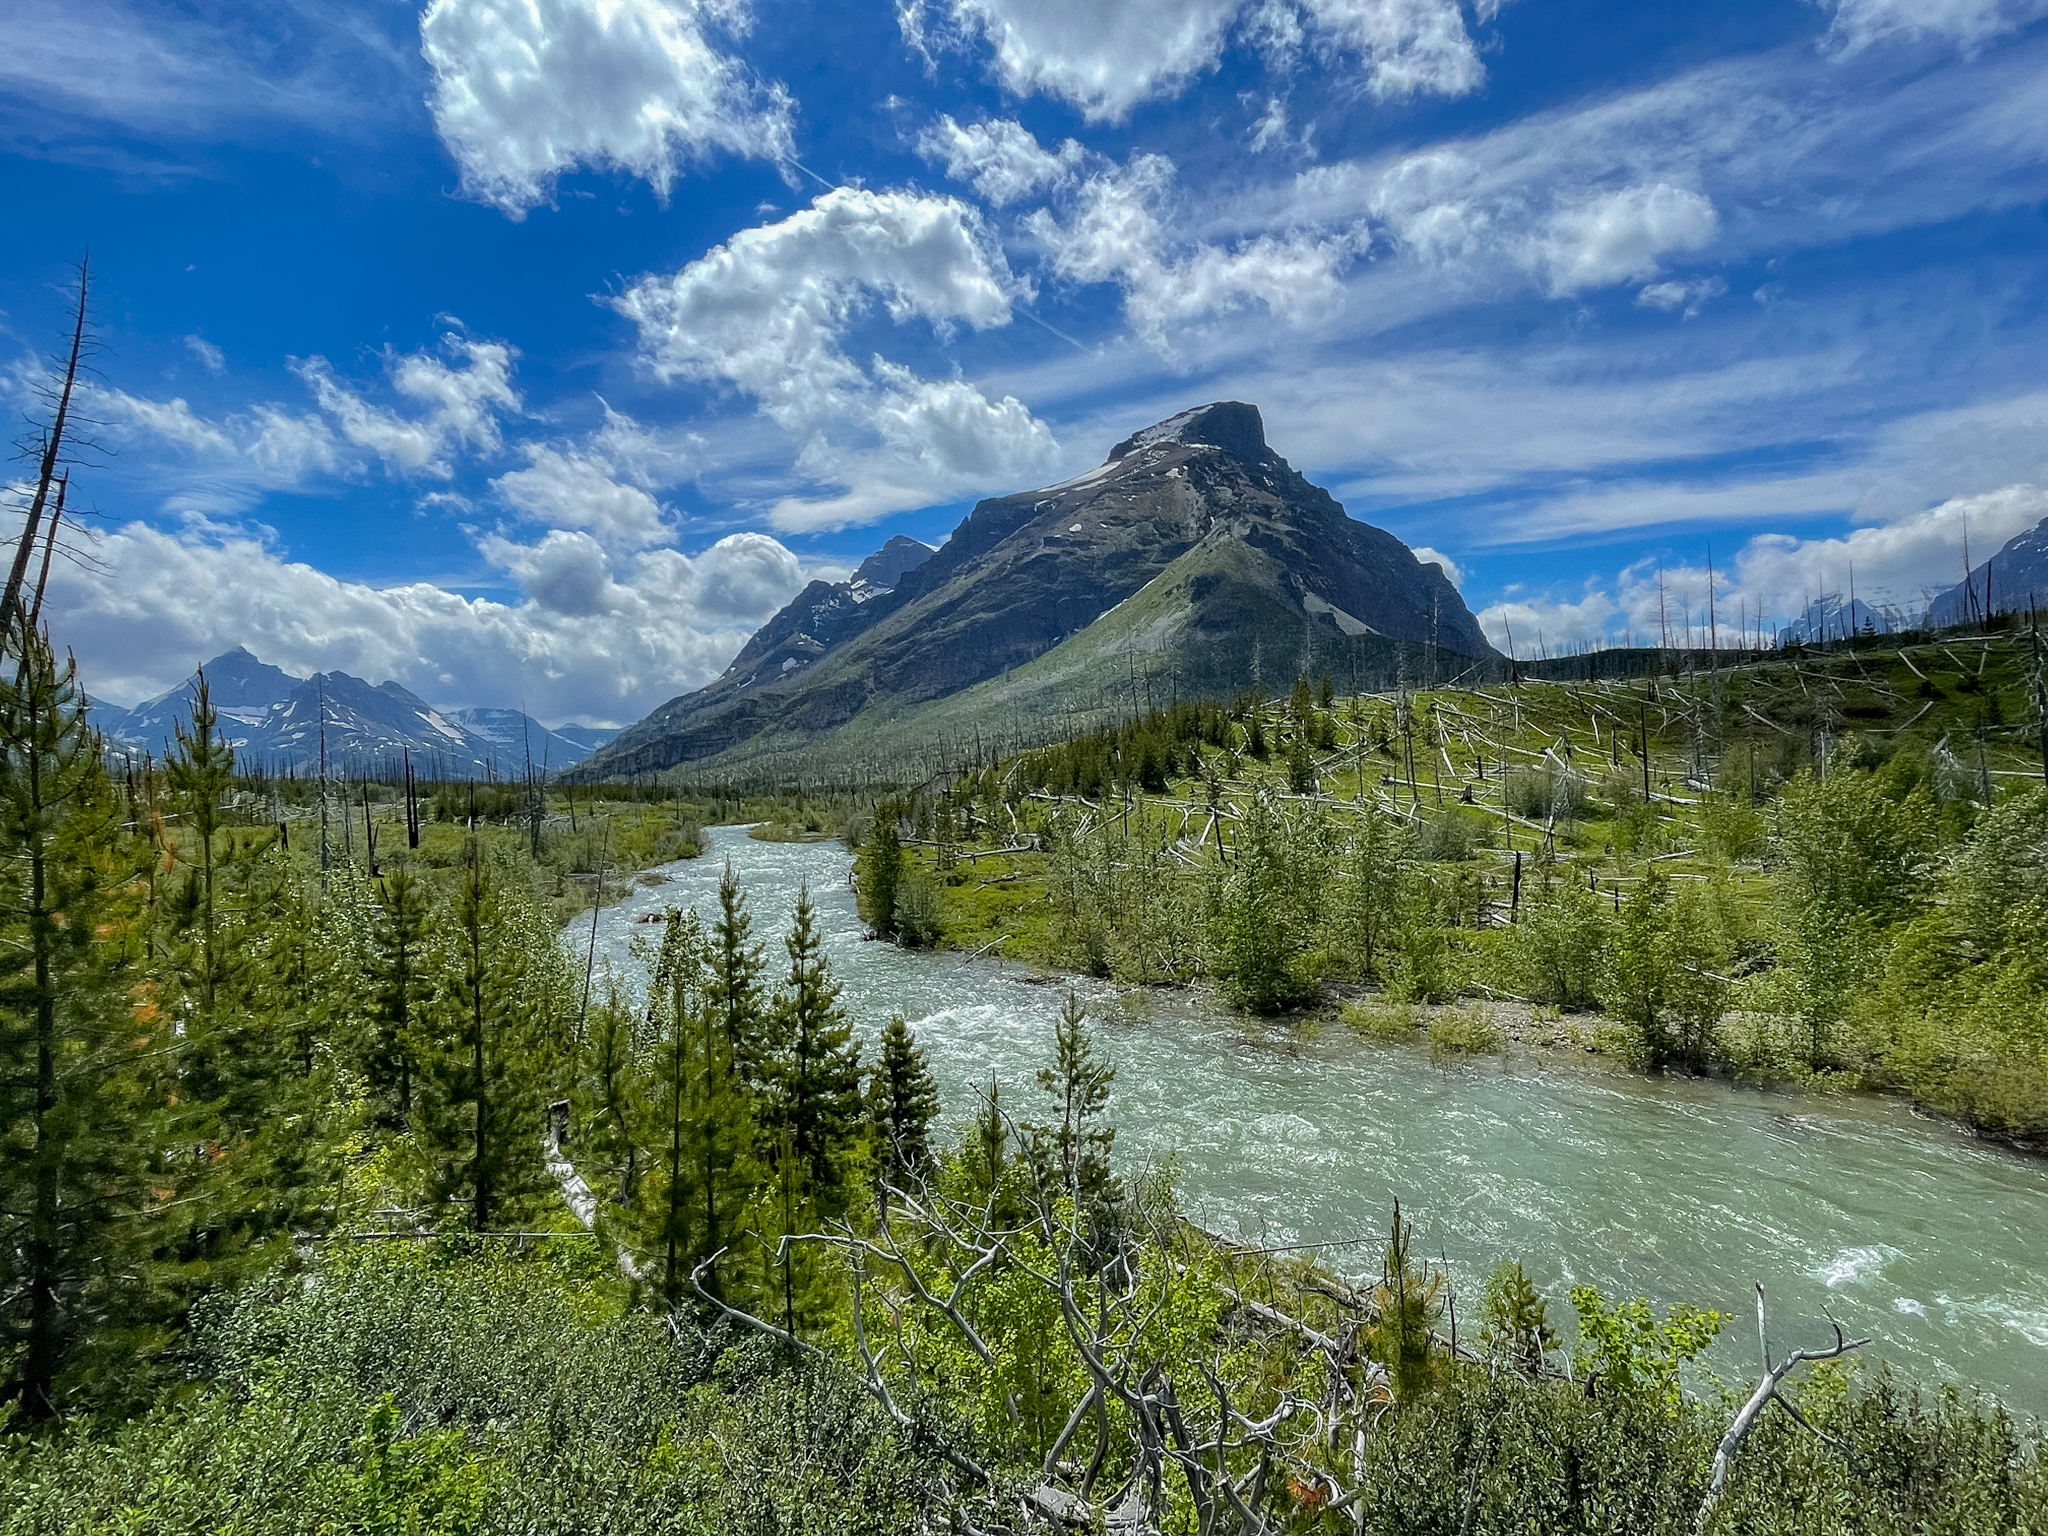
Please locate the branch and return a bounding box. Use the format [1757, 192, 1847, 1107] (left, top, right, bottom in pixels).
[1695, 1286, 1869, 1534]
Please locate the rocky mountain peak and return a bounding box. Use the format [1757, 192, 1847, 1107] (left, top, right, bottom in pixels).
[1108, 401, 1268, 464]
[851, 534, 935, 592]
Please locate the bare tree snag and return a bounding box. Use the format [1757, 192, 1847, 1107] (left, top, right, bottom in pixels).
[1695, 1285, 1869, 1534]
[3, 256, 92, 637]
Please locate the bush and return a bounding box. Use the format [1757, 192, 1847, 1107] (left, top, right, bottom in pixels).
[893, 873, 943, 948]
[1427, 1003, 1503, 1060]
[1343, 997, 1420, 1043]
[1507, 766, 1587, 822]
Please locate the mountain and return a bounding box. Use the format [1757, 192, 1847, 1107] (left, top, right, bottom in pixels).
[91, 652, 615, 778]
[451, 708, 621, 772]
[1926, 517, 2048, 628]
[851, 534, 934, 593]
[579, 402, 1494, 783]
[1778, 595, 1906, 645]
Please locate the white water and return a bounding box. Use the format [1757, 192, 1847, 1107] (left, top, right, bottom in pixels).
[586, 826, 2048, 1418]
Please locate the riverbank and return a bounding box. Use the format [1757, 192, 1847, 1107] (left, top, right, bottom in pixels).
[845, 654, 2048, 1148]
[591, 828, 2048, 1420]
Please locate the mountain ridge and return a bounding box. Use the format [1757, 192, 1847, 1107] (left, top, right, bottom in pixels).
[91, 654, 615, 777]
[578, 402, 1495, 783]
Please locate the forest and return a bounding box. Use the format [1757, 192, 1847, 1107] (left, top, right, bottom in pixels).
[4, 617, 2046, 1535]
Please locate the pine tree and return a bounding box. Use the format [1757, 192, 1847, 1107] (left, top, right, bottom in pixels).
[627, 909, 756, 1306]
[708, 860, 771, 1094]
[164, 670, 236, 1011]
[158, 670, 331, 1317]
[1026, 992, 1119, 1216]
[765, 885, 865, 1218]
[368, 867, 430, 1124]
[0, 630, 152, 1416]
[966, 1075, 1009, 1203]
[1606, 868, 1675, 1068]
[857, 814, 904, 938]
[867, 1014, 940, 1188]
[420, 844, 548, 1232]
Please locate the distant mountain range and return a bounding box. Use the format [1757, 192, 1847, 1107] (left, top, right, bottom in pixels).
[1926, 517, 2048, 628]
[1778, 594, 1907, 645]
[576, 402, 1494, 783]
[90, 647, 614, 779]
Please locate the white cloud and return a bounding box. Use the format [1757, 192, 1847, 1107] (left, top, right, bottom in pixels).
[1410, 545, 1462, 586]
[292, 336, 519, 478]
[92, 334, 521, 513]
[1247, 95, 1292, 153]
[1028, 153, 1355, 346]
[1536, 183, 1719, 294]
[614, 186, 1061, 528]
[1732, 482, 2048, 620]
[52, 521, 814, 726]
[1478, 587, 1620, 656]
[493, 445, 670, 550]
[419, 0, 795, 217]
[916, 115, 1084, 205]
[184, 334, 225, 373]
[900, 0, 1242, 121]
[1468, 482, 2048, 655]
[96, 387, 341, 503]
[1298, 0, 1482, 99]
[1816, 0, 2048, 58]
[898, 0, 1485, 121]
[1636, 275, 1727, 316]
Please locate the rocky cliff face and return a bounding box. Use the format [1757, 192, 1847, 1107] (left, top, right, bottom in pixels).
[584, 402, 1494, 780]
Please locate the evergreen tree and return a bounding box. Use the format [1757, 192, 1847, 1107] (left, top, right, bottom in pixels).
[163, 670, 237, 1011]
[1025, 993, 1119, 1217]
[420, 844, 548, 1232]
[764, 886, 865, 1218]
[856, 811, 903, 938]
[867, 1014, 939, 1188]
[0, 630, 151, 1416]
[626, 908, 756, 1306]
[708, 860, 770, 1094]
[966, 1074, 1009, 1204]
[368, 868, 430, 1124]
[1339, 800, 1408, 981]
[159, 672, 331, 1320]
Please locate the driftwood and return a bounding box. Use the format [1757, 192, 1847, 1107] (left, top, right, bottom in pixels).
[1695, 1286, 1869, 1534]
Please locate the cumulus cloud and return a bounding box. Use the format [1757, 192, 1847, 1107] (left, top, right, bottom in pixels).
[493, 445, 670, 550]
[420, 0, 794, 217]
[1477, 587, 1620, 655]
[899, 0, 1242, 120]
[898, 0, 1485, 121]
[184, 334, 225, 373]
[95, 388, 341, 508]
[1028, 153, 1355, 346]
[1732, 482, 2048, 621]
[92, 334, 522, 515]
[293, 336, 519, 478]
[54, 520, 814, 725]
[1469, 481, 2048, 657]
[1295, 0, 1482, 99]
[614, 186, 1061, 528]
[1536, 183, 1719, 295]
[916, 115, 1084, 205]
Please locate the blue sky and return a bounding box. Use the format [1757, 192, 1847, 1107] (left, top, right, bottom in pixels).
[4, 0, 2046, 724]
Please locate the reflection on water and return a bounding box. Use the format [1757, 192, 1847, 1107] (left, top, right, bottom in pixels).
[582, 826, 2048, 1418]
